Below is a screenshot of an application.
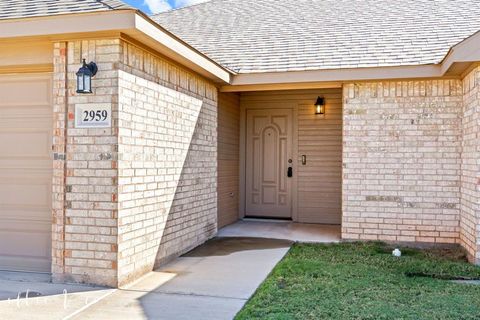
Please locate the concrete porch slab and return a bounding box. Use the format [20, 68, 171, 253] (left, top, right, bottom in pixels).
[217, 219, 341, 243]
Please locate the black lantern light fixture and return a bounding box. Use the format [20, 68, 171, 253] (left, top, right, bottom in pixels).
[76, 59, 98, 94]
[314, 96, 325, 115]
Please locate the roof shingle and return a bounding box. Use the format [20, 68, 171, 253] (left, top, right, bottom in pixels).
[0, 0, 132, 20]
[153, 0, 480, 73]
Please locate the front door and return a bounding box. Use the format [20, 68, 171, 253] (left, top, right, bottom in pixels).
[245, 109, 293, 218]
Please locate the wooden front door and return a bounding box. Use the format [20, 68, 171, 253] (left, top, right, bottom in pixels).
[245, 109, 293, 218]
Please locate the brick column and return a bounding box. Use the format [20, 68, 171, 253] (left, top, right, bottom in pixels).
[52, 42, 68, 279]
[52, 40, 120, 287]
[461, 66, 480, 264]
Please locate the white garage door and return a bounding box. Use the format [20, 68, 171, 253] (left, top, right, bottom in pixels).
[0, 73, 52, 273]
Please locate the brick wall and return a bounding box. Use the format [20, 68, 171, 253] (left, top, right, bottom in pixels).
[461, 67, 480, 263]
[52, 39, 120, 287]
[116, 41, 218, 285]
[51, 36, 480, 286]
[342, 80, 464, 244]
[52, 38, 218, 287]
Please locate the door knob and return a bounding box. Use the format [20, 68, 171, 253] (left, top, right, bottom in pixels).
[287, 167, 293, 178]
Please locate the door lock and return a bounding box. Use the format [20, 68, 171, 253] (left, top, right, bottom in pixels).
[287, 166, 293, 178]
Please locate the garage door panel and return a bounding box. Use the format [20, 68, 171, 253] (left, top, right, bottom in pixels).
[0, 162, 52, 170]
[0, 221, 51, 273]
[0, 222, 51, 257]
[0, 253, 51, 274]
[0, 104, 51, 115]
[0, 180, 51, 213]
[0, 130, 51, 159]
[0, 209, 51, 223]
[0, 76, 51, 107]
[0, 258, 51, 274]
[0, 104, 51, 128]
[0, 73, 52, 273]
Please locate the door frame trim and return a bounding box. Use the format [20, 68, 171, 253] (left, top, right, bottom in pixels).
[239, 103, 298, 221]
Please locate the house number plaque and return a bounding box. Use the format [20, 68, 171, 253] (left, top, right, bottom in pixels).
[75, 104, 112, 128]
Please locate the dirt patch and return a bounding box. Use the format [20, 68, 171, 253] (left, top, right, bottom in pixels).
[405, 272, 480, 281]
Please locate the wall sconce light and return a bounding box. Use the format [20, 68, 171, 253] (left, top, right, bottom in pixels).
[76, 59, 98, 94]
[315, 96, 325, 115]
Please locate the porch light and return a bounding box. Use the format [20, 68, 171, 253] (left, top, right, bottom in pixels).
[76, 59, 98, 94]
[315, 96, 325, 115]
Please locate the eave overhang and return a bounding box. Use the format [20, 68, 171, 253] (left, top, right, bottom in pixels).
[1, 10, 479, 92]
[222, 31, 480, 92]
[0, 10, 232, 84]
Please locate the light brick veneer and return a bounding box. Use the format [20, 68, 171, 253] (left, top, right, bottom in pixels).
[52, 41, 68, 282]
[52, 39, 120, 286]
[52, 38, 217, 287]
[117, 71, 217, 285]
[461, 66, 480, 263]
[51, 37, 480, 286]
[116, 41, 218, 284]
[342, 80, 464, 245]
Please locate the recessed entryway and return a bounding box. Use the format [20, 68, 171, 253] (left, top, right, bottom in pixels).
[239, 89, 343, 224]
[0, 73, 53, 273]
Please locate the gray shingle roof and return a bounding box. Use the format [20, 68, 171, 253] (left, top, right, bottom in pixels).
[0, 0, 132, 20]
[153, 0, 480, 73]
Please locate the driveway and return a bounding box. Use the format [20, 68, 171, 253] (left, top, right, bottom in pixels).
[0, 237, 292, 320]
[0, 271, 114, 320]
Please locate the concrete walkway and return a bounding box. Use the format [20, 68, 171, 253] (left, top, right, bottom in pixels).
[0, 221, 339, 320]
[72, 237, 292, 320]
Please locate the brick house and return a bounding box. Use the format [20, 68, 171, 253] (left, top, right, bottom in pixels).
[0, 0, 479, 287]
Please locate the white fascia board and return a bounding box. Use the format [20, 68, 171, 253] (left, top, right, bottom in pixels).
[133, 14, 231, 84]
[231, 64, 444, 86]
[0, 11, 135, 38]
[441, 31, 480, 74]
[0, 11, 232, 84]
[229, 33, 480, 88]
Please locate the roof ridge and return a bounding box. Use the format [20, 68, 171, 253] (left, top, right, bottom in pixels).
[151, 0, 219, 17]
[96, 0, 132, 10]
[0, 0, 134, 20]
[96, 0, 114, 10]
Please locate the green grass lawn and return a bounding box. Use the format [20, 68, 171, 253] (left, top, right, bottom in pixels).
[236, 242, 480, 320]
